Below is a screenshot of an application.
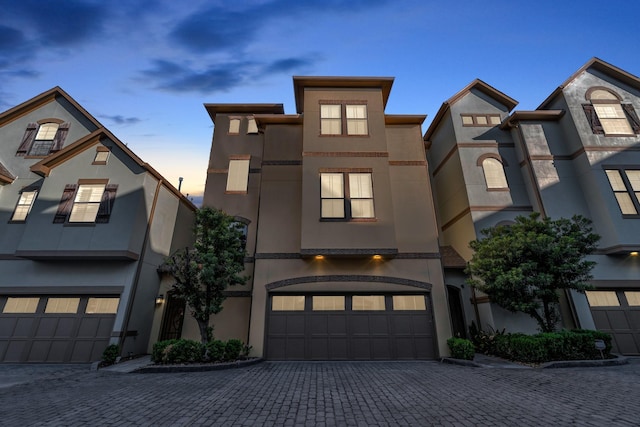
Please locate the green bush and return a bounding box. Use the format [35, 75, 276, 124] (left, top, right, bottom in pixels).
[102, 344, 120, 365]
[468, 322, 505, 355]
[206, 340, 226, 361]
[164, 340, 204, 364]
[152, 339, 179, 363]
[490, 330, 613, 363]
[224, 339, 243, 361]
[447, 337, 475, 360]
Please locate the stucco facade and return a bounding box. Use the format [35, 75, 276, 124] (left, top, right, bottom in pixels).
[0, 88, 195, 363]
[425, 58, 640, 354]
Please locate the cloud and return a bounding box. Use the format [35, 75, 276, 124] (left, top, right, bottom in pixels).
[100, 115, 144, 126]
[140, 56, 317, 94]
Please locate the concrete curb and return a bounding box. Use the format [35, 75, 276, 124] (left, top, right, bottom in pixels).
[441, 354, 628, 369]
[134, 357, 264, 373]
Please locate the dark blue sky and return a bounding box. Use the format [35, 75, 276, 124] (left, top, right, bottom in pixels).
[1, 0, 638, 195]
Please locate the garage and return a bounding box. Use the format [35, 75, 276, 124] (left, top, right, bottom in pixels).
[0, 295, 119, 363]
[265, 293, 435, 360]
[585, 290, 640, 355]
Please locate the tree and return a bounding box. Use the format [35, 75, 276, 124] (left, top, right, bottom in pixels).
[465, 213, 600, 332]
[162, 207, 248, 345]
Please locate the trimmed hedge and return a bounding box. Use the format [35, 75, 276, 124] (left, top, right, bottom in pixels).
[447, 337, 475, 360]
[152, 338, 250, 364]
[489, 329, 612, 363]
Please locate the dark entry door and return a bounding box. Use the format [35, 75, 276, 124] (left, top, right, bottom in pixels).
[159, 292, 185, 341]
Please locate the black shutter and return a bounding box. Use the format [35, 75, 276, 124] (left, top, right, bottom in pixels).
[622, 104, 640, 134]
[582, 104, 604, 135]
[96, 184, 118, 223]
[51, 122, 70, 152]
[16, 123, 38, 156]
[53, 184, 77, 223]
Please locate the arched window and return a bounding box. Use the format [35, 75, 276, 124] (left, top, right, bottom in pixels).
[478, 156, 508, 190]
[583, 88, 640, 136]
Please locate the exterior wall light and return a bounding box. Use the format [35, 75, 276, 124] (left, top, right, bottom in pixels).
[631, 252, 639, 256]
[372, 255, 383, 260]
[315, 255, 325, 260]
[155, 294, 165, 305]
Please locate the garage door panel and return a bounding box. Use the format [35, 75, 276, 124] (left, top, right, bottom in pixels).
[77, 317, 101, 338]
[96, 318, 115, 338]
[48, 341, 70, 363]
[412, 316, 432, 335]
[607, 311, 630, 329]
[613, 333, 638, 355]
[327, 315, 347, 335]
[391, 316, 413, 334]
[285, 337, 305, 359]
[3, 341, 28, 362]
[266, 337, 286, 359]
[350, 316, 370, 335]
[369, 316, 389, 335]
[0, 318, 17, 338]
[13, 318, 35, 337]
[628, 311, 640, 328]
[35, 318, 58, 337]
[371, 338, 391, 359]
[286, 315, 305, 335]
[309, 316, 328, 335]
[329, 338, 348, 359]
[352, 338, 371, 359]
[591, 311, 611, 328]
[27, 341, 52, 362]
[310, 338, 328, 360]
[70, 340, 95, 363]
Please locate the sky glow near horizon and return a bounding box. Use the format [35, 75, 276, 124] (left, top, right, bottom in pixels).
[1, 0, 639, 199]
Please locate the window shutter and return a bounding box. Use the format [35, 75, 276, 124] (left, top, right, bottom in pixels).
[16, 123, 38, 156]
[96, 184, 118, 223]
[53, 184, 77, 223]
[51, 122, 70, 152]
[622, 104, 640, 134]
[582, 104, 604, 134]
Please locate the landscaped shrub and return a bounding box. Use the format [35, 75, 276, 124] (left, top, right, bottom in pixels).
[206, 339, 226, 361]
[468, 322, 505, 355]
[163, 340, 204, 364]
[102, 344, 120, 365]
[224, 339, 243, 361]
[447, 337, 475, 360]
[152, 339, 179, 363]
[487, 330, 613, 363]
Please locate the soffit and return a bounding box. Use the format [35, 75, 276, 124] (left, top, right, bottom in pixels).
[293, 76, 394, 113]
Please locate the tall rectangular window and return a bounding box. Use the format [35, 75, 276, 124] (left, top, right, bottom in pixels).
[226, 158, 250, 193]
[247, 118, 258, 134]
[346, 105, 368, 135]
[320, 172, 375, 220]
[228, 118, 240, 134]
[11, 190, 38, 221]
[69, 184, 106, 222]
[320, 105, 342, 135]
[605, 169, 640, 215]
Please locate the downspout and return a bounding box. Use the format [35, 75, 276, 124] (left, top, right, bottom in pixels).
[119, 178, 163, 353]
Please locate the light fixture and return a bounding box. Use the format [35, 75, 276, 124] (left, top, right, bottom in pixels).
[155, 294, 165, 305]
[315, 255, 325, 260]
[372, 254, 383, 260]
[631, 251, 639, 257]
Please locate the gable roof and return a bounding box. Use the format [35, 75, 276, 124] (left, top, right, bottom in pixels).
[30, 127, 196, 210]
[0, 86, 104, 129]
[423, 79, 517, 141]
[538, 57, 640, 109]
[0, 159, 15, 184]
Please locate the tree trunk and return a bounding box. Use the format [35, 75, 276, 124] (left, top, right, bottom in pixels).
[197, 318, 210, 345]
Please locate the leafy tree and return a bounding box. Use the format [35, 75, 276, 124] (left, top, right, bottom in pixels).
[465, 213, 600, 332]
[162, 207, 248, 345]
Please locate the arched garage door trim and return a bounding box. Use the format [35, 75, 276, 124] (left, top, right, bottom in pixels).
[265, 275, 433, 291]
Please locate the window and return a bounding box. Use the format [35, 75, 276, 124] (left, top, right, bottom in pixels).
[585, 291, 620, 307]
[320, 103, 368, 135]
[247, 117, 258, 134]
[234, 222, 248, 251]
[583, 88, 640, 136]
[625, 291, 640, 306]
[605, 169, 640, 215]
[86, 297, 120, 314]
[226, 158, 250, 193]
[45, 298, 80, 314]
[16, 121, 70, 156]
[2, 297, 39, 313]
[53, 182, 118, 224]
[461, 114, 502, 127]
[93, 147, 110, 165]
[481, 157, 508, 189]
[272, 296, 305, 311]
[312, 296, 345, 311]
[320, 172, 374, 220]
[352, 295, 385, 311]
[228, 118, 241, 134]
[11, 189, 38, 222]
[393, 295, 427, 311]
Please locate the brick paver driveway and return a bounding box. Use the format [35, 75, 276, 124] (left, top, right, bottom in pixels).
[1, 359, 639, 426]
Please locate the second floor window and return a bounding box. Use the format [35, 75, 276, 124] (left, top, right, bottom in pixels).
[320, 172, 374, 220]
[583, 88, 640, 136]
[16, 121, 70, 157]
[605, 169, 640, 216]
[11, 190, 38, 222]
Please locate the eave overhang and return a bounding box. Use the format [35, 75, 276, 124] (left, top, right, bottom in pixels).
[500, 110, 565, 129]
[204, 104, 284, 124]
[293, 76, 394, 113]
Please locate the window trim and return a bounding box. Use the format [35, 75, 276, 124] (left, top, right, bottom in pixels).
[9, 188, 39, 223]
[93, 146, 110, 165]
[319, 101, 369, 136]
[583, 87, 640, 136]
[53, 180, 118, 224]
[319, 169, 375, 221]
[17, 119, 70, 158]
[604, 167, 640, 217]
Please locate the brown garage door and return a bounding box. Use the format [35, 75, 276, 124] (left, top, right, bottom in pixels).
[266, 294, 435, 360]
[0, 296, 119, 363]
[586, 290, 640, 355]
